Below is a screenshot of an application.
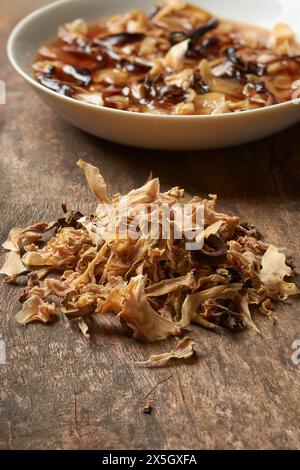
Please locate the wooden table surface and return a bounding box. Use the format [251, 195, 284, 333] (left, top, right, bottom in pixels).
[0, 0, 300, 451]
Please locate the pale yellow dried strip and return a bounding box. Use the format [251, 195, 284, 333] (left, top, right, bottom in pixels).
[137, 336, 197, 366]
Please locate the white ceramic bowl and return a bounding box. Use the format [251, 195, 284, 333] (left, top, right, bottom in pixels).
[7, 0, 300, 150]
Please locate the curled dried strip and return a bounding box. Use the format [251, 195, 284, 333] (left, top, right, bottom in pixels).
[2, 221, 55, 252]
[119, 275, 182, 342]
[145, 272, 195, 297]
[189, 19, 219, 43]
[137, 336, 197, 366]
[15, 296, 56, 325]
[197, 234, 227, 266]
[77, 159, 109, 202]
[35, 73, 75, 97]
[95, 32, 145, 47]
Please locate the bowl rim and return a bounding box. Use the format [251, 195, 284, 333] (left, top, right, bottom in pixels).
[6, 0, 300, 121]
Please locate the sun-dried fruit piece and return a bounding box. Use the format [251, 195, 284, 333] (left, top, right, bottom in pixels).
[77, 318, 90, 339]
[180, 284, 243, 328]
[259, 245, 299, 299]
[164, 39, 190, 71]
[0, 252, 27, 278]
[15, 296, 56, 325]
[77, 159, 109, 202]
[145, 272, 195, 297]
[137, 336, 197, 366]
[2, 222, 55, 252]
[119, 275, 182, 342]
[124, 178, 160, 206]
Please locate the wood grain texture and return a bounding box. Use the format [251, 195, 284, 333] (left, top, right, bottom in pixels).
[0, 0, 299, 451]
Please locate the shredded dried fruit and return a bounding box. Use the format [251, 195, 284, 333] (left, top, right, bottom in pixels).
[33, 1, 300, 115]
[1, 160, 298, 365]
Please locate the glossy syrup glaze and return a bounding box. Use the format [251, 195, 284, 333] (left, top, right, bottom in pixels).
[33, 1, 300, 115]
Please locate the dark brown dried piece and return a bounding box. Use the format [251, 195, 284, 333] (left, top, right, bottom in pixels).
[118, 59, 152, 74]
[158, 85, 187, 105]
[61, 65, 92, 86]
[198, 235, 227, 266]
[227, 267, 242, 283]
[35, 73, 75, 97]
[186, 19, 219, 57]
[58, 205, 84, 229]
[226, 47, 244, 67]
[236, 222, 261, 239]
[224, 47, 268, 80]
[207, 299, 246, 331]
[143, 76, 164, 99]
[193, 73, 209, 94]
[95, 32, 145, 47]
[190, 19, 219, 44]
